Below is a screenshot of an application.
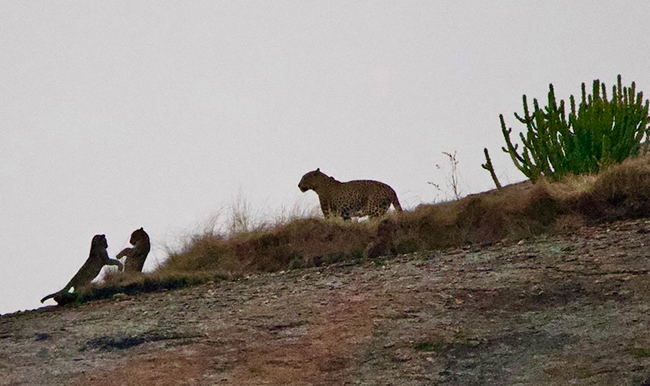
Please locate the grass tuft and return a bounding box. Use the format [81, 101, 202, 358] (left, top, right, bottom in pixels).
[414, 339, 447, 352]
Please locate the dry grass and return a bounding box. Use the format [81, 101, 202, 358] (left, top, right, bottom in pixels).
[161, 216, 373, 275]
[80, 155, 650, 303]
[582, 155, 650, 220]
[78, 270, 230, 303]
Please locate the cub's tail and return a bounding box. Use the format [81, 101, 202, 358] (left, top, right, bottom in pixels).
[40, 291, 60, 304]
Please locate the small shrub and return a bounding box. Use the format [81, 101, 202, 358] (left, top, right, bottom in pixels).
[429, 151, 464, 201]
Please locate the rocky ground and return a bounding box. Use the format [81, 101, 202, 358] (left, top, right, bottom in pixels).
[3, 218, 650, 385]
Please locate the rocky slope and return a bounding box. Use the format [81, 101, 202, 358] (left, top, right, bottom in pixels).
[2, 219, 650, 385]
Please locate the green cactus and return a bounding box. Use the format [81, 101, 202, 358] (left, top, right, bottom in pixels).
[500, 75, 650, 182]
[481, 148, 502, 190]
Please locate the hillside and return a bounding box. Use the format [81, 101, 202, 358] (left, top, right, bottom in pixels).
[2, 218, 650, 385]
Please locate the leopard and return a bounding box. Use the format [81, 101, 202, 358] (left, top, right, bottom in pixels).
[41, 234, 123, 304]
[116, 227, 151, 273]
[298, 168, 402, 220]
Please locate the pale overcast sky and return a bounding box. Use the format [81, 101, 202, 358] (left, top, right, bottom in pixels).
[1, 1, 649, 314]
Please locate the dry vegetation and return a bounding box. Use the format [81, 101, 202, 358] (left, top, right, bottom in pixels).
[83, 155, 650, 303]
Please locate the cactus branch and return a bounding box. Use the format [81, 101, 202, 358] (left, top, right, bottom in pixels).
[481, 148, 502, 190]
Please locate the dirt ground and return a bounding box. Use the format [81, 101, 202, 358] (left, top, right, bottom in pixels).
[3, 218, 650, 386]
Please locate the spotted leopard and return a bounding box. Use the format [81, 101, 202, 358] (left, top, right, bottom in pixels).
[298, 168, 402, 220]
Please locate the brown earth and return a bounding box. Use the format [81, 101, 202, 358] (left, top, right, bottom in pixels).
[3, 218, 650, 385]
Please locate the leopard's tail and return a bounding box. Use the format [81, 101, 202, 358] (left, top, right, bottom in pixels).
[392, 191, 403, 212]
